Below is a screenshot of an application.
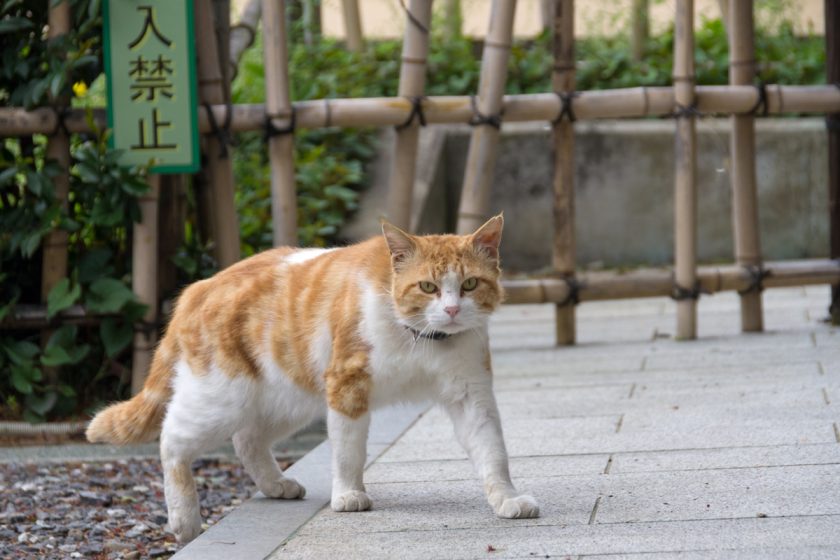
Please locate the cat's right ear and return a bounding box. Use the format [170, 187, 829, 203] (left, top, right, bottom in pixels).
[381, 221, 416, 266]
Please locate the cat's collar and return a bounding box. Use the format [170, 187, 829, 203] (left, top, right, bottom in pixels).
[405, 326, 452, 341]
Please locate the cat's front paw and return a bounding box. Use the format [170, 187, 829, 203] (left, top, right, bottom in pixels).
[167, 508, 203, 543]
[331, 490, 372, 512]
[495, 495, 540, 519]
[260, 476, 306, 499]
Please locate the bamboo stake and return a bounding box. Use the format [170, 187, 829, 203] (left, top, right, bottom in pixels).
[827, 0, 840, 324]
[194, 1, 241, 268]
[3, 85, 840, 137]
[631, 0, 649, 61]
[386, 0, 433, 230]
[551, 0, 576, 345]
[342, 0, 364, 52]
[131, 175, 160, 395]
[262, 0, 298, 246]
[673, 0, 698, 340]
[729, 0, 764, 332]
[456, 0, 517, 234]
[442, 0, 463, 40]
[229, 0, 261, 80]
[501, 259, 840, 305]
[157, 175, 187, 298]
[40, 0, 72, 384]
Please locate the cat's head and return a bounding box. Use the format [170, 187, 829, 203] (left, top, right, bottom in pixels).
[381, 215, 504, 336]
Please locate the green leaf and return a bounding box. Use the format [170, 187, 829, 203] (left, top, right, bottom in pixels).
[0, 17, 33, 34]
[100, 317, 133, 357]
[47, 278, 81, 319]
[3, 340, 39, 366]
[22, 409, 44, 424]
[78, 248, 113, 284]
[25, 391, 58, 416]
[10, 364, 36, 394]
[41, 342, 89, 366]
[20, 231, 42, 258]
[85, 278, 136, 313]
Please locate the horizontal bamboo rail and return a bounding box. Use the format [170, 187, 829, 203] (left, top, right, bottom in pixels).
[3, 85, 839, 137]
[502, 259, 840, 305]
[6, 259, 836, 330]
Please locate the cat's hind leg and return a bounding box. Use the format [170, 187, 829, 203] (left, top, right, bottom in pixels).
[159, 428, 207, 544]
[233, 425, 306, 499]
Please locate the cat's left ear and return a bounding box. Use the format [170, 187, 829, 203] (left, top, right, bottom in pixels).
[381, 220, 417, 265]
[471, 213, 504, 261]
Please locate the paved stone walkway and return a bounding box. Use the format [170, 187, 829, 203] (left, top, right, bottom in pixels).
[182, 286, 840, 559]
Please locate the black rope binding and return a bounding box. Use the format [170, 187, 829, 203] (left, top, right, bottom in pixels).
[672, 103, 703, 120]
[399, 0, 429, 35]
[395, 96, 427, 130]
[556, 276, 581, 307]
[51, 106, 71, 137]
[737, 264, 771, 296]
[744, 82, 769, 117]
[468, 95, 503, 130]
[204, 103, 235, 158]
[264, 106, 297, 140]
[671, 280, 703, 301]
[552, 91, 578, 124]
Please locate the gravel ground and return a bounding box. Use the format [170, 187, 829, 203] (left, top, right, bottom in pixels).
[0, 456, 291, 559]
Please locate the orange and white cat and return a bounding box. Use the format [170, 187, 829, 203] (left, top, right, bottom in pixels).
[86, 215, 539, 543]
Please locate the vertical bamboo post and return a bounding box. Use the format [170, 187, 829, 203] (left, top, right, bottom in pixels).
[262, 0, 298, 246]
[442, 0, 462, 41]
[728, 0, 764, 332]
[131, 175, 160, 395]
[386, 0, 433, 230]
[41, 0, 72, 383]
[157, 175, 187, 298]
[827, 0, 840, 324]
[194, 1, 241, 268]
[342, 0, 364, 52]
[631, 0, 649, 61]
[456, 0, 518, 234]
[673, 0, 698, 340]
[552, 0, 576, 346]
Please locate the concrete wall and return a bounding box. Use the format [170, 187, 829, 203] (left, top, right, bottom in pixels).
[413, 119, 829, 272]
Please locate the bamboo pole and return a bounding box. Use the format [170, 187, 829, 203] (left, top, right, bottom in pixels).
[501, 259, 840, 305]
[6, 258, 838, 331]
[673, 0, 698, 340]
[3, 85, 840, 137]
[828, 0, 840, 324]
[229, 0, 261, 80]
[386, 0, 433, 230]
[131, 175, 160, 395]
[342, 0, 364, 52]
[442, 0, 463, 40]
[631, 0, 649, 61]
[551, 0, 576, 345]
[262, 0, 298, 246]
[456, 0, 517, 234]
[194, 1, 241, 268]
[40, 0, 72, 384]
[728, 0, 764, 332]
[157, 175, 187, 298]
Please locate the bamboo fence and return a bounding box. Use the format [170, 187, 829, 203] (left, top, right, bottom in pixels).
[4, 2, 840, 394]
[385, 0, 433, 230]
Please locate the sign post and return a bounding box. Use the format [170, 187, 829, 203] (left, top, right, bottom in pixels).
[103, 0, 199, 172]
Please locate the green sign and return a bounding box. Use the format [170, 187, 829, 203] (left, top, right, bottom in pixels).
[103, 0, 199, 173]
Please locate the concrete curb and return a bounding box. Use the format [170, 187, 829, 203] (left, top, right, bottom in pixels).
[173, 402, 430, 560]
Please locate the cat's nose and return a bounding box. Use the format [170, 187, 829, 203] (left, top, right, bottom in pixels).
[444, 305, 460, 318]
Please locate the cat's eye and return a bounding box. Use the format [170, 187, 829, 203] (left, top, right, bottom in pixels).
[462, 277, 478, 291]
[419, 281, 438, 293]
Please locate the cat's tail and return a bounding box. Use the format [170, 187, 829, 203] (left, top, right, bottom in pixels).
[85, 339, 176, 445]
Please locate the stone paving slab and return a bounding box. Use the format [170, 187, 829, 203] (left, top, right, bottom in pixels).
[272, 515, 840, 559]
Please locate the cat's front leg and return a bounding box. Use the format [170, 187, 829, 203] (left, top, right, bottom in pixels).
[327, 408, 372, 511]
[443, 378, 539, 519]
[325, 344, 374, 512]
